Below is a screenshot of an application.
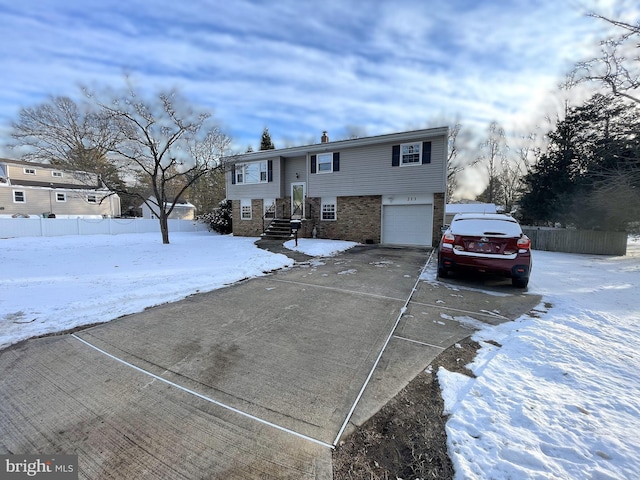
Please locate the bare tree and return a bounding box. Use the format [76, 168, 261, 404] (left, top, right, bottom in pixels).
[477, 121, 507, 205]
[10, 83, 231, 244]
[568, 13, 640, 104]
[94, 84, 231, 243]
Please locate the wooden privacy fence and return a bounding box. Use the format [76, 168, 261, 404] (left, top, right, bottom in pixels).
[522, 227, 627, 256]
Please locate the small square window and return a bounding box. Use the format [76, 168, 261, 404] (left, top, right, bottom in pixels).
[87, 194, 97, 204]
[56, 192, 67, 202]
[52, 171, 63, 177]
[321, 198, 337, 221]
[24, 168, 36, 175]
[13, 191, 26, 203]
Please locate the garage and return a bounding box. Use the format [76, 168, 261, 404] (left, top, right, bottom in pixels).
[382, 203, 433, 247]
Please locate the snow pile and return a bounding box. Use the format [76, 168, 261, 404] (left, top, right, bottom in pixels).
[284, 238, 358, 256]
[438, 246, 640, 479]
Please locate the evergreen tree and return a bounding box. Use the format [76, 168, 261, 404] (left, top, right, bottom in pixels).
[519, 93, 640, 230]
[260, 127, 275, 150]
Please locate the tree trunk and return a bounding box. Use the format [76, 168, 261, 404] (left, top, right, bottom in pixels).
[159, 214, 170, 244]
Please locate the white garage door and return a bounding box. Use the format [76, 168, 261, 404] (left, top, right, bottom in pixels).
[382, 204, 433, 247]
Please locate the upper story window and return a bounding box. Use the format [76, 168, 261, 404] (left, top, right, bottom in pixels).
[317, 153, 333, 173]
[392, 141, 431, 167]
[310, 152, 340, 174]
[13, 191, 26, 203]
[401, 143, 422, 166]
[235, 161, 268, 184]
[52, 171, 63, 178]
[24, 168, 36, 175]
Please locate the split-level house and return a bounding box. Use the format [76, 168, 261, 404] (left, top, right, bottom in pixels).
[225, 127, 448, 247]
[0, 159, 121, 218]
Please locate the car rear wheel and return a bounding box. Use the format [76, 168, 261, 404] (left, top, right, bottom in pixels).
[438, 267, 448, 279]
[512, 276, 529, 288]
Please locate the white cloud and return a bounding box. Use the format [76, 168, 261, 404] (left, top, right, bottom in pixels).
[0, 0, 635, 158]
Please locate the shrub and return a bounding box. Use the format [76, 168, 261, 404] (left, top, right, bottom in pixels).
[197, 199, 232, 234]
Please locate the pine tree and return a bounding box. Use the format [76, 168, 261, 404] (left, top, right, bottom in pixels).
[260, 127, 275, 150]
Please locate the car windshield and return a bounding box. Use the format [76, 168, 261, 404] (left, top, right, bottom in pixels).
[450, 217, 522, 237]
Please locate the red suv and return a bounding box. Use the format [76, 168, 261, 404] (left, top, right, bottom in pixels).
[438, 213, 532, 288]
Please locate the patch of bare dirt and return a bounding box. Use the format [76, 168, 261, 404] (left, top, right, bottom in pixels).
[333, 336, 480, 480]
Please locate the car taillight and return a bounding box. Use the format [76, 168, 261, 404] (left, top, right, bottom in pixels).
[517, 235, 531, 250]
[442, 232, 455, 244]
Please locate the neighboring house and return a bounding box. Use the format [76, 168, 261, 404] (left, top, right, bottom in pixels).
[445, 203, 497, 225]
[225, 128, 448, 247]
[0, 158, 121, 218]
[140, 197, 196, 220]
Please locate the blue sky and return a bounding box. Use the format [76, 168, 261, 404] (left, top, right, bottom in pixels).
[0, 0, 629, 158]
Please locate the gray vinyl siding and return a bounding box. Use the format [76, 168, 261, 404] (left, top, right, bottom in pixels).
[226, 157, 282, 200]
[282, 155, 306, 194]
[5, 163, 97, 187]
[0, 186, 120, 217]
[307, 135, 447, 197]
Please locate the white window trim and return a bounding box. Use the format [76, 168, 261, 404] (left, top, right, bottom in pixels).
[240, 199, 252, 220]
[13, 190, 26, 203]
[52, 171, 63, 178]
[400, 142, 422, 167]
[236, 161, 268, 184]
[321, 197, 337, 221]
[56, 192, 67, 202]
[23, 168, 36, 175]
[87, 194, 98, 204]
[317, 152, 333, 174]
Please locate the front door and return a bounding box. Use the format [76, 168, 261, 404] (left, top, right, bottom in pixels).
[291, 183, 305, 219]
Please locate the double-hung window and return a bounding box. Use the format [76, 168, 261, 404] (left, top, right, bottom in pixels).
[235, 161, 269, 184]
[401, 143, 421, 166]
[321, 197, 337, 221]
[13, 191, 26, 203]
[87, 194, 97, 204]
[241, 199, 252, 220]
[317, 153, 333, 173]
[56, 192, 67, 202]
[52, 171, 63, 178]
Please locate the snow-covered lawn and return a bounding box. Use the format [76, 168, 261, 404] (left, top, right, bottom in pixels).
[1, 232, 638, 478]
[0, 232, 292, 350]
[438, 240, 640, 479]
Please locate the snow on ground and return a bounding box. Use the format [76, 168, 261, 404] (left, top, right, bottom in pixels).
[0, 232, 289, 350]
[2, 232, 639, 478]
[284, 238, 358, 256]
[437, 238, 640, 480]
[0, 233, 356, 351]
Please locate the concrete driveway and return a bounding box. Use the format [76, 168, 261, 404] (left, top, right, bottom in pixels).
[0, 245, 541, 479]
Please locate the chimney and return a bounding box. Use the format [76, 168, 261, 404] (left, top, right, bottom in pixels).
[321, 131, 329, 143]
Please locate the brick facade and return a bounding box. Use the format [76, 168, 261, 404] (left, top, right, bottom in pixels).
[232, 193, 445, 247]
[231, 199, 264, 237]
[432, 192, 446, 246]
[305, 195, 382, 244]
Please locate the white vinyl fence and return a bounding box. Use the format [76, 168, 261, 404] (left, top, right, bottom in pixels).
[0, 217, 208, 238]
